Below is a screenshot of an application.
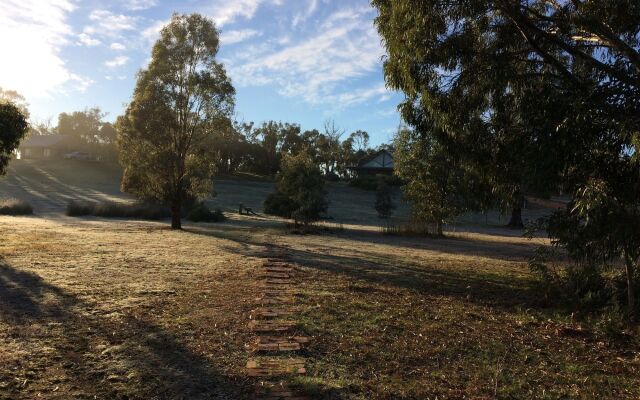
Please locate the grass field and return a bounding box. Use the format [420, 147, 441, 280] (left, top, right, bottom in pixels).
[1, 160, 638, 399]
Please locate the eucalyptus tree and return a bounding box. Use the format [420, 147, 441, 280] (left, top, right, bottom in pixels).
[372, 0, 640, 315]
[0, 102, 28, 176]
[394, 126, 466, 236]
[117, 13, 235, 229]
[0, 87, 29, 120]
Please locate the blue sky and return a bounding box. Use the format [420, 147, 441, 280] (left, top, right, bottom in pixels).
[0, 0, 403, 146]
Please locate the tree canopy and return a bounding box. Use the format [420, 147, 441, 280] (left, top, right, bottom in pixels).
[117, 13, 235, 229]
[0, 102, 28, 176]
[373, 0, 640, 316]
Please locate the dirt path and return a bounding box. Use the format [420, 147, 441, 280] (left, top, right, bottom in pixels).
[246, 246, 311, 399]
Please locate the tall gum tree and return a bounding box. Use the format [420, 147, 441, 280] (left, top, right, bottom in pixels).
[117, 13, 235, 229]
[372, 0, 640, 316]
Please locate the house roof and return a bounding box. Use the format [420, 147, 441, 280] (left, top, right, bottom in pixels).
[351, 149, 394, 170]
[20, 134, 68, 148]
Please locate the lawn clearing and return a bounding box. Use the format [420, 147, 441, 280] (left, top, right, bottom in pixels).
[1, 215, 638, 399]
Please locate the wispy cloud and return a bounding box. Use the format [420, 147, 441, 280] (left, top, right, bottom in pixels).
[110, 42, 126, 51]
[122, 0, 157, 11]
[78, 32, 101, 46]
[292, 0, 318, 27]
[220, 29, 262, 45]
[142, 19, 168, 43]
[105, 55, 129, 68]
[69, 74, 94, 93]
[330, 84, 388, 108]
[208, 0, 282, 26]
[0, 0, 92, 99]
[84, 10, 137, 37]
[228, 7, 386, 108]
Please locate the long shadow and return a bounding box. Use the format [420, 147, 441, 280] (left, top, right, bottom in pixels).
[329, 226, 544, 262]
[0, 258, 250, 399]
[186, 218, 545, 263]
[185, 225, 541, 310]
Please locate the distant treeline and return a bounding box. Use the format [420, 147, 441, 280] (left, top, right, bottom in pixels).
[32, 107, 388, 178]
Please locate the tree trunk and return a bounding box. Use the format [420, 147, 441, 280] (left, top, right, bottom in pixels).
[171, 199, 182, 230]
[507, 206, 524, 228]
[625, 254, 636, 319]
[436, 220, 443, 236]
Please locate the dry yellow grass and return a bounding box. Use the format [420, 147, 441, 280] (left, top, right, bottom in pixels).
[1, 215, 638, 399]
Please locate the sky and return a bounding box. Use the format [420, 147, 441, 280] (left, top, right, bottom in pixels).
[0, 0, 404, 146]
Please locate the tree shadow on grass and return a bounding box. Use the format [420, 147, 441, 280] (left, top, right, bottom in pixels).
[184, 226, 541, 311]
[0, 258, 250, 399]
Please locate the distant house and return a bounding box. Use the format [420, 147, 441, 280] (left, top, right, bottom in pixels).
[348, 149, 394, 176]
[17, 135, 71, 160]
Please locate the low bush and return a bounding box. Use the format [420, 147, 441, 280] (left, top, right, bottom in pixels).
[66, 200, 95, 216]
[94, 202, 170, 219]
[186, 203, 226, 222]
[66, 200, 171, 220]
[0, 198, 33, 215]
[528, 244, 640, 328]
[381, 220, 440, 236]
[349, 174, 402, 191]
[263, 192, 297, 218]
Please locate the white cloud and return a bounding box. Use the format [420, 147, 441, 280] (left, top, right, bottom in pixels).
[78, 32, 101, 46]
[105, 56, 129, 68]
[142, 19, 168, 43]
[228, 7, 386, 108]
[84, 10, 136, 37]
[110, 42, 126, 51]
[209, 0, 282, 26]
[220, 29, 261, 45]
[0, 0, 92, 99]
[69, 74, 94, 93]
[330, 84, 388, 108]
[292, 0, 318, 27]
[122, 0, 157, 10]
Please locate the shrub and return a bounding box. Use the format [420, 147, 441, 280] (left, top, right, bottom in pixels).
[264, 192, 297, 218]
[186, 203, 226, 222]
[263, 153, 327, 225]
[375, 180, 396, 219]
[349, 175, 380, 190]
[0, 198, 33, 215]
[66, 200, 96, 216]
[381, 220, 439, 236]
[594, 305, 627, 339]
[350, 174, 402, 191]
[66, 200, 171, 220]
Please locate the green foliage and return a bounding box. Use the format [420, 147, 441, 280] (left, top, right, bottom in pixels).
[394, 127, 465, 236]
[66, 200, 171, 220]
[373, 0, 640, 316]
[66, 200, 94, 216]
[264, 153, 327, 225]
[186, 203, 225, 222]
[547, 177, 640, 317]
[263, 192, 297, 218]
[381, 220, 439, 237]
[57, 108, 118, 162]
[594, 305, 628, 340]
[0, 198, 33, 215]
[117, 13, 235, 229]
[349, 174, 401, 191]
[374, 180, 395, 219]
[0, 87, 29, 119]
[0, 102, 28, 176]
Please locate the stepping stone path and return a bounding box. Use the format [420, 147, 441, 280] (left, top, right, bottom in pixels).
[247, 257, 311, 399]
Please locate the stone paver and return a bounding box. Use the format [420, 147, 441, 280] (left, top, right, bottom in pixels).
[247, 255, 310, 400]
